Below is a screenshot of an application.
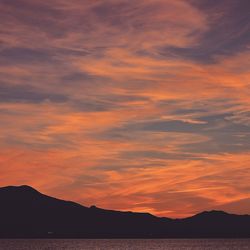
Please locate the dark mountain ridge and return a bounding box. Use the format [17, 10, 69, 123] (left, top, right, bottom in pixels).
[0, 185, 249, 238]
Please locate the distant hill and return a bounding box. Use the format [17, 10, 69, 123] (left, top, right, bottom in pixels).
[0, 185, 249, 238]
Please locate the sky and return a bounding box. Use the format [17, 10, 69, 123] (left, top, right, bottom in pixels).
[0, 0, 250, 218]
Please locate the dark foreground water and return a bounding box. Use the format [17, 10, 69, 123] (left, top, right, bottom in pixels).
[0, 239, 249, 250]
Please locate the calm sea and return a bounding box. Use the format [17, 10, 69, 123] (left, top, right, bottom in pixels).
[0, 239, 249, 250]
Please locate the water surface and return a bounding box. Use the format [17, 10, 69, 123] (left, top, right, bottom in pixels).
[0, 239, 249, 250]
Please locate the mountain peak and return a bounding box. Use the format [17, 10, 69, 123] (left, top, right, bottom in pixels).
[0, 185, 41, 195]
[2, 184, 37, 191]
[196, 210, 230, 216]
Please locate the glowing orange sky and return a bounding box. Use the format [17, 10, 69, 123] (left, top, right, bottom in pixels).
[0, 0, 250, 218]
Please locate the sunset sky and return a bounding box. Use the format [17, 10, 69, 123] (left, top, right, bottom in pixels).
[0, 0, 250, 218]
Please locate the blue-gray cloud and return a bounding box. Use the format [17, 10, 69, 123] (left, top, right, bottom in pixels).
[0, 47, 53, 65]
[160, 0, 250, 63]
[0, 82, 68, 103]
[0, 0, 66, 38]
[0, 47, 89, 66]
[97, 108, 250, 156]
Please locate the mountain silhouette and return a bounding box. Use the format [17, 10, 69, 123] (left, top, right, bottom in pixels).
[0, 185, 249, 238]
